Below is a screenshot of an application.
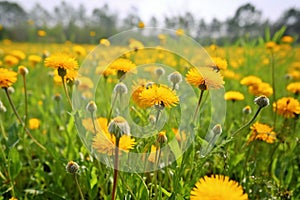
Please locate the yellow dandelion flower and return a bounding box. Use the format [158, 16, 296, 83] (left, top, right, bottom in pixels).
[248, 82, 273, 97]
[82, 117, 108, 133]
[139, 83, 179, 108]
[138, 21, 145, 28]
[240, 75, 262, 86]
[44, 53, 78, 71]
[222, 69, 241, 80]
[273, 97, 300, 118]
[3, 39, 12, 45]
[76, 76, 94, 91]
[248, 122, 276, 144]
[210, 56, 228, 71]
[4, 55, 19, 66]
[53, 69, 78, 85]
[92, 118, 135, 155]
[147, 145, 157, 163]
[190, 175, 248, 200]
[90, 31, 96, 37]
[73, 45, 86, 56]
[99, 38, 110, 46]
[28, 55, 42, 66]
[224, 91, 245, 101]
[265, 41, 280, 51]
[37, 30, 47, 37]
[130, 79, 149, 108]
[172, 128, 187, 143]
[29, 118, 41, 130]
[176, 28, 185, 36]
[0, 68, 17, 88]
[129, 39, 144, 50]
[10, 50, 26, 60]
[109, 58, 136, 73]
[287, 82, 300, 95]
[186, 67, 224, 90]
[287, 70, 300, 80]
[281, 36, 294, 43]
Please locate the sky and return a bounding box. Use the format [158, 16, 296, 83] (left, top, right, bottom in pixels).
[7, 0, 300, 23]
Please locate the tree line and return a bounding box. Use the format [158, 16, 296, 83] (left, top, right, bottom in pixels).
[0, 1, 299, 44]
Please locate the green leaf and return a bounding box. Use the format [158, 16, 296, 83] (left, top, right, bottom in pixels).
[272, 26, 287, 42]
[8, 148, 22, 180]
[90, 167, 98, 189]
[231, 153, 245, 167]
[284, 166, 293, 187]
[271, 157, 280, 186]
[158, 185, 171, 197]
[265, 27, 270, 42]
[168, 139, 182, 166]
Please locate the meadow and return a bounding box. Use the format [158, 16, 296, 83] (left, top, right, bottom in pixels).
[0, 28, 299, 200]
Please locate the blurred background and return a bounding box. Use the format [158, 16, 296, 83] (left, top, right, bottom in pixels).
[0, 0, 299, 44]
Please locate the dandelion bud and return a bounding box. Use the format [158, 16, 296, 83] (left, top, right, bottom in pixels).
[155, 67, 165, 77]
[18, 65, 29, 76]
[7, 87, 15, 94]
[57, 67, 67, 77]
[284, 74, 292, 80]
[212, 124, 222, 135]
[86, 101, 97, 113]
[108, 116, 130, 139]
[242, 105, 252, 115]
[74, 79, 80, 87]
[66, 161, 79, 173]
[114, 82, 128, 94]
[53, 93, 62, 102]
[254, 95, 269, 108]
[157, 131, 167, 144]
[168, 71, 182, 85]
[148, 115, 156, 124]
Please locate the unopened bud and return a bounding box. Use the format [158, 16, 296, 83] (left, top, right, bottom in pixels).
[114, 82, 128, 94]
[157, 131, 167, 144]
[212, 124, 222, 135]
[53, 93, 62, 102]
[7, 87, 15, 94]
[155, 67, 165, 77]
[254, 95, 269, 108]
[242, 105, 252, 115]
[86, 101, 97, 113]
[66, 161, 79, 173]
[18, 65, 29, 76]
[168, 71, 182, 85]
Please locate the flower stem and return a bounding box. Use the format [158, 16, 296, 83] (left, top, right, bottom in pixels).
[90, 112, 98, 134]
[4, 88, 46, 151]
[270, 52, 277, 129]
[231, 107, 262, 137]
[61, 76, 73, 109]
[108, 93, 118, 125]
[74, 173, 85, 200]
[153, 144, 162, 200]
[193, 90, 205, 121]
[112, 137, 120, 200]
[0, 115, 7, 140]
[22, 75, 28, 125]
